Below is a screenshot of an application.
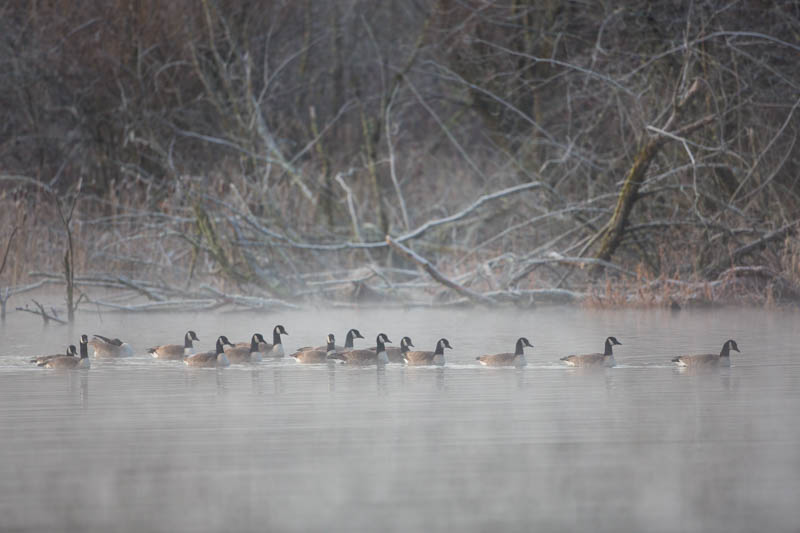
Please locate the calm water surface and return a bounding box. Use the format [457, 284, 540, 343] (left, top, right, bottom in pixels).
[1, 307, 798, 532]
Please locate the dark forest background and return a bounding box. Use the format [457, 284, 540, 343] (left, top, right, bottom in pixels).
[2, 1, 799, 314]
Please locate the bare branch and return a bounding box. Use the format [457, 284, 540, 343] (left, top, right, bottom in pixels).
[386, 235, 495, 305]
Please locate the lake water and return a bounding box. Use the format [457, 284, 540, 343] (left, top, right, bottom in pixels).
[1, 306, 798, 532]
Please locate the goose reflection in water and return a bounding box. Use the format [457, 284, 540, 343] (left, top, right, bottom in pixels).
[215, 368, 226, 395]
[80, 372, 89, 410]
[376, 365, 387, 395]
[436, 367, 446, 391]
[251, 368, 263, 395]
[273, 367, 284, 395]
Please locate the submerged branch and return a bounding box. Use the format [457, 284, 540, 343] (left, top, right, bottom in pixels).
[16, 300, 67, 324]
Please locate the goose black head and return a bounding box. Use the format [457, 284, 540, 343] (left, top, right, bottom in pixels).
[350, 328, 365, 340]
[187, 330, 200, 342]
[274, 325, 288, 336]
[401, 336, 414, 348]
[727, 339, 740, 352]
[518, 337, 533, 348]
[377, 333, 392, 345]
[607, 336, 622, 346]
[68, 345, 77, 356]
[218, 335, 234, 347]
[438, 338, 453, 350]
[78, 336, 89, 358]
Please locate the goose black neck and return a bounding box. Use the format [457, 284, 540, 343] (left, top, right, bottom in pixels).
[515, 339, 525, 356]
[345, 330, 355, 348]
[401, 341, 411, 354]
[184, 333, 194, 349]
[216, 339, 226, 354]
[720, 341, 731, 358]
[375, 337, 385, 354]
[435, 341, 445, 356]
[604, 338, 614, 356]
[326, 340, 336, 352]
[273, 328, 282, 345]
[250, 335, 260, 352]
[80, 341, 88, 359]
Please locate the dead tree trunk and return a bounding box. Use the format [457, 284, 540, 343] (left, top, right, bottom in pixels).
[590, 80, 712, 276]
[590, 139, 665, 275]
[0, 226, 19, 320]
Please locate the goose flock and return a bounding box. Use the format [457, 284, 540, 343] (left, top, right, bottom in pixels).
[26, 323, 741, 371]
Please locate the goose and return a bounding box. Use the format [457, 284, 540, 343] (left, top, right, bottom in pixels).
[234, 325, 288, 357]
[31, 344, 77, 365]
[226, 333, 266, 363]
[290, 334, 336, 364]
[476, 337, 532, 367]
[297, 328, 364, 353]
[405, 338, 451, 366]
[382, 336, 414, 363]
[672, 339, 740, 368]
[44, 335, 90, 369]
[561, 336, 621, 367]
[184, 336, 232, 368]
[148, 330, 200, 360]
[89, 334, 134, 358]
[328, 333, 391, 365]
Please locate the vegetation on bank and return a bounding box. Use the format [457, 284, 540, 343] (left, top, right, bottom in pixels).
[1, 1, 799, 317]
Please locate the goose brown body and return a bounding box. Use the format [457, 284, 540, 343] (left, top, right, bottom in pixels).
[382, 336, 414, 363]
[44, 336, 89, 369]
[329, 333, 390, 365]
[672, 339, 740, 368]
[405, 338, 451, 366]
[185, 336, 232, 368]
[561, 336, 621, 367]
[234, 325, 288, 357]
[226, 333, 265, 363]
[149, 331, 199, 360]
[290, 334, 336, 364]
[297, 328, 363, 353]
[31, 345, 76, 365]
[89, 334, 134, 358]
[476, 337, 532, 367]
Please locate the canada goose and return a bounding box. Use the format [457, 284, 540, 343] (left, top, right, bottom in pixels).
[672, 339, 740, 368]
[89, 334, 134, 358]
[561, 336, 622, 367]
[250, 324, 288, 357]
[297, 328, 364, 352]
[226, 333, 266, 363]
[31, 344, 77, 365]
[328, 333, 391, 365]
[44, 335, 90, 369]
[381, 336, 414, 363]
[476, 337, 532, 367]
[148, 330, 200, 360]
[184, 336, 233, 368]
[290, 334, 336, 364]
[405, 338, 451, 366]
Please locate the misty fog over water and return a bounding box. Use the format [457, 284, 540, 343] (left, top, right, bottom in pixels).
[1, 307, 798, 532]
